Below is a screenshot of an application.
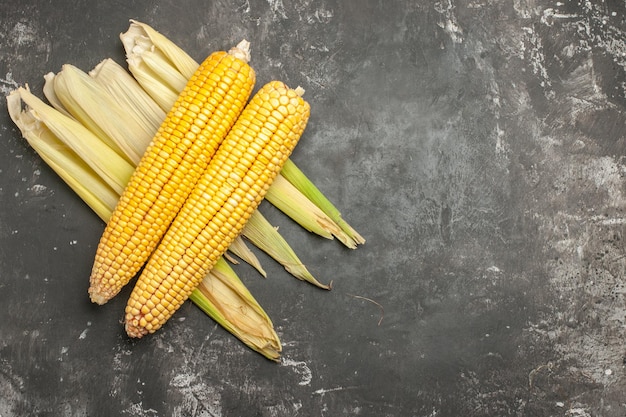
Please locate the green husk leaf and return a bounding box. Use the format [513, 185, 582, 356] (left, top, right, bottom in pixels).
[245, 210, 330, 289]
[189, 258, 281, 361]
[228, 237, 267, 277]
[265, 174, 354, 245]
[281, 158, 365, 246]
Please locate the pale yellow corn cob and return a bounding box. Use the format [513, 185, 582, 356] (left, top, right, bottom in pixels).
[125, 81, 310, 337]
[89, 41, 255, 304]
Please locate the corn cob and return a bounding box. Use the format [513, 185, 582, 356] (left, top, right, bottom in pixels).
[125, 81, 310, 337]
[88, 41, 255, 305]
[93, 58, 270, 278]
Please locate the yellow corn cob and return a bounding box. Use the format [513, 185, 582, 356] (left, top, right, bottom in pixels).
[88, 41, 256, 305]
[125, 81, 310, 338]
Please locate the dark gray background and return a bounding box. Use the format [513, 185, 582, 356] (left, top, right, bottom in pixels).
[1, 0, 625, 416]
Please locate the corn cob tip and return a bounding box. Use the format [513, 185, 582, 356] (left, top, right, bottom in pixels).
[88, 290, 108, 305]
[228, 40, 251, 63]
[295, 86, 305, 96]
[125, 318, 149, 338]
[88, 279, 117, 305]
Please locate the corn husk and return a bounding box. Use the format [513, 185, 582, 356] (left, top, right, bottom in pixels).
[281, 159, 365, 246]
[190, 258, 281, 361]
[13, 86, 134, 195]
[244, 210, 331, 289]
[120, 20, 192, 110]
[266, 174, 352, 245]
[122, 19, 199, 84]
[50, 64, 153, 164]
[227, 234, 267, 277]
[7, 89, 119, 220]
[42, 73, 72, 118]
[89, 58, 165, 136]
[7, 87, 281, 360]
[6, 19, 365, 360]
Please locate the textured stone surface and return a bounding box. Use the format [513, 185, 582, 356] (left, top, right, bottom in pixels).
[1, 0, 625, 415]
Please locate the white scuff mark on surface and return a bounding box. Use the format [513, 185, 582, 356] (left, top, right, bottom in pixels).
[494, 124, 509, 161]
[10, 22, 39, 46]
[313, 386, 357, 395]
[121, 401, 158, 416]
[281, 358, 313, 386]
[170, 373, 223, 416]
[530, 153, 626, 383]
[312, 8, 333, 24]
[566, 407, 592, 417]
[170, 373, 195, 388]
[309, 43, 329, 53]
[238, 0, 251, 14]
[78, 322, 91, 340]
[0, 359, 25, 417]
[512, 0, 534, 19]
[110, 347, 132, 398]
[265, 401, 303, 417]
[0, 72, 19, 96]
[541, 8, 579, 26]
[434, 0, 464, 43]
[584, 156, 625, 202]
[548, 1, 626, 72]
[521, 26, 554, 99]
[301, 6, 334, 24]
[266, 0, 287, 20]
[4, 20, 51, 63]
[29, 184, 47, 195]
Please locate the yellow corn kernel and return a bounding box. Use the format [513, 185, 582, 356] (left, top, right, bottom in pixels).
[88, 41, 256, 305]
[125, 81, 310, 338]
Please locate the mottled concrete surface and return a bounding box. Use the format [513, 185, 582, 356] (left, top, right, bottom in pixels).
[1, 0, 625, 416]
